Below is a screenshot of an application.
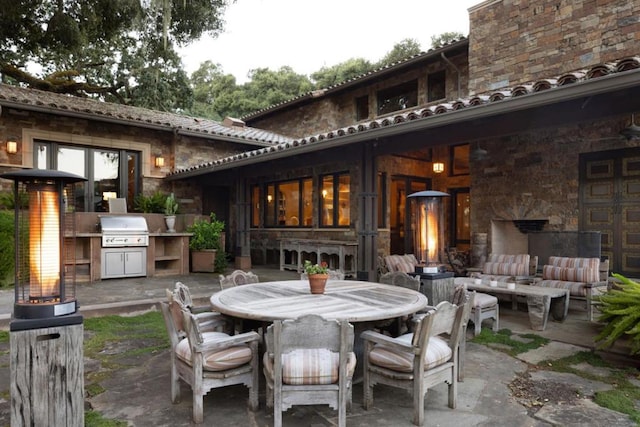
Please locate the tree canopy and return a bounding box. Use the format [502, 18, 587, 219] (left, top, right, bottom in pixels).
[0, 0, 230, 110]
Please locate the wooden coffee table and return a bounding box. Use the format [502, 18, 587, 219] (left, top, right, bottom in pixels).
[455, 277, 570, 331]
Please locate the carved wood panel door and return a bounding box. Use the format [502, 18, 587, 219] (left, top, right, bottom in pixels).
[580, 148, 640, 277]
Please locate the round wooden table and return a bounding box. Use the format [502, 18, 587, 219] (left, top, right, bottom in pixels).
[210, 279, 428, 322]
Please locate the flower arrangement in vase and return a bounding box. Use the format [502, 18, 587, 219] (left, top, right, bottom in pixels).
[304, 260, 329, 294]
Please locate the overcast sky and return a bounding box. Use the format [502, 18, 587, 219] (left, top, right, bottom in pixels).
[179, 0, 481, 84]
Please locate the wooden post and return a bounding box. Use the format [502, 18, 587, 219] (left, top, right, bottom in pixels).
[11, 321, 84, 427]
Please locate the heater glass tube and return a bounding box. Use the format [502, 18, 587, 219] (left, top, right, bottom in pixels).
[28, 184, 60, 302]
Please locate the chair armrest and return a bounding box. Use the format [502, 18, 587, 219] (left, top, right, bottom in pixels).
[360, 330, 414, 352]
[585, 280, 608, 289]
[197, 330, 261, 353]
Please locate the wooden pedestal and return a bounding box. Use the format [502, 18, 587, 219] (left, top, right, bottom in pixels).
[416, 272, 455, 305]
[11, 320, 84, 427]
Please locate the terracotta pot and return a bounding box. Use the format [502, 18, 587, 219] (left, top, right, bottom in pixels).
[308, 274, 328, 294]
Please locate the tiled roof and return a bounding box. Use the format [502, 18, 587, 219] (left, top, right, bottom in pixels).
[169, 56, 640, 179]
[0, 84, 291, 146]
[241, 38, 469, 121]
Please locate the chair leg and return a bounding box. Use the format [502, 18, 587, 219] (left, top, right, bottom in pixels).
[492, 305, 499, 331]
[413, 379, 425, 426]
[586, 289, 593, 321]
[448, 372, 457, 409]
[170, 357, 181, 403]
[193, 392, 204, 424]
[248, 344, 259, 411]
[473, 308, 481, 336]
[363, 343, 374, 410]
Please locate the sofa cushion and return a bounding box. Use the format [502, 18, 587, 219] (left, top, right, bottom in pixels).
[483, 262, 528, 276]
[368, 334, 451, 373]
[176, 332, 253, 371]
[544, 257, 600, 283]
[262, 348, 357, 385]
[384, 254, 417, 274]
[535, 279, 588, 297]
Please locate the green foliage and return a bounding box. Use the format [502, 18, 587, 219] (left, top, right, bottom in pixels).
[595, 273, 640, 354]
[303, 260, 329, 275]
[85, 410, 128, 427]
[134, 191, 166, 213]
[0, 210, 15, 287]
[0, 190, 28, 210]
[431, 31, 465, 49]
[375, 38, 422, 68]
[311, 58, 373, 88]
[471, 328, 549, 356]
[164, 192, 178, 215]
[0, 0, 230, 111]
[187, 212, 225, 251]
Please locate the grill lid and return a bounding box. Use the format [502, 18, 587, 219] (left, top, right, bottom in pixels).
[100, 216, 149, 233]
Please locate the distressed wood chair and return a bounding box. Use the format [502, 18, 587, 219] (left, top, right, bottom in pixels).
[263, 314, 355, 427]
[172, 281, 211, 314]
[219, 269, 260, 289]
[159, 300, 260, 424]
[376, 271, 421, 336]
[361, 298, 469, 426]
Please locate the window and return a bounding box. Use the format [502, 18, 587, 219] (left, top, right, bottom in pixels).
[356, 95, 369, 121]
[450, 144, 470, 176]
[320, 173, 350, 227]
[260, 178, 312, 227]
[34, 141, 141, 212]
[377, 80, 418, 115]
[428, 70, 446, 102]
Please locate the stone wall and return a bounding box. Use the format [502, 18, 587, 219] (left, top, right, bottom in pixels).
[248, 51, 468, 138]
[468, 0, 640, 94]
[469, 115, 639, 251]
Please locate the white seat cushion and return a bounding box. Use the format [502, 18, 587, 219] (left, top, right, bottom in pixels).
[176, 331, 253, 371]
[263, 348, 357, 385]
[368, 333, 452, 373]
[473, 292, 498, 308]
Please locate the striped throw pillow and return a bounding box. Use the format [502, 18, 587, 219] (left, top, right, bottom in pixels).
[262, 349, 357, 385]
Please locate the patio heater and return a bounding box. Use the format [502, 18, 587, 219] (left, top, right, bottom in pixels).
[2, 169, 86, 427]
[408, 190, 454, 305]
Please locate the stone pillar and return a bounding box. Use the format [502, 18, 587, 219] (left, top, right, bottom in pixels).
[470, 232, 488, 268]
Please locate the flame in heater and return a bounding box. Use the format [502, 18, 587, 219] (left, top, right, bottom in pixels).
[29, 185, 60, 301]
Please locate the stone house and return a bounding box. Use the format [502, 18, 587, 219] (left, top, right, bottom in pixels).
[1, 0, 639, 282]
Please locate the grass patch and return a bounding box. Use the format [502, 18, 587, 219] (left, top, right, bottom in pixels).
[85, 410, 128, 427]
[471, 328, 549, 356]
[473, 328, 640, 424]
[0, 330, 8, 344]
[83, 311, 169, 426]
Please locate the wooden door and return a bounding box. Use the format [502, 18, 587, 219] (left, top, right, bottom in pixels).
[581, 148, 640, 277]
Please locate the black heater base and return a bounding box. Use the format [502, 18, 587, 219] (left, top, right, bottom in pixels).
[10, 313, 83, 331]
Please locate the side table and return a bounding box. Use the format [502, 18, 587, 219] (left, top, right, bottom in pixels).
[414, 271, 455, 305]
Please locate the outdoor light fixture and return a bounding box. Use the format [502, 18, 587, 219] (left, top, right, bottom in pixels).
[155, 156, 165, 168]
[1, 169, 87, 323]
[408, 190, 449, 270]
[432, 162, 445, 173]
[620, 114, 640, 141]
[6, 140, 18, 154]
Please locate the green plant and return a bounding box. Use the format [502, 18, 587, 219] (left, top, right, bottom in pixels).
[595, 273, 640, 354]
[133, 191, 166, 213]
[164, 193, 178, 215]
[304, 260, 329, 275]
[0, 210, 15, 287]
[187, 213, 225, 251]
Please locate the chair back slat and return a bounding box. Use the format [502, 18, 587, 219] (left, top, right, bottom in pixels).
[378, 271, 420, 291]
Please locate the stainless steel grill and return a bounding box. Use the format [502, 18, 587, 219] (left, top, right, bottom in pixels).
[100, 216, 149, 247]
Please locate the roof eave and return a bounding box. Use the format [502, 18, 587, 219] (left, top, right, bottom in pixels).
[167, 69, 640, 181]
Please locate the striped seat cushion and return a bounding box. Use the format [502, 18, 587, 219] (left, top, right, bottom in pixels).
[384, 254, 418, 273]
[368, 333, 452, 373]
[176, 332, 253, 371]
[263, 348, 357, 385]
[535, 279, 588, 297]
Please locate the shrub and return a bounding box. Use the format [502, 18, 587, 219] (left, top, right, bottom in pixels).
[0, 210, 15, 287]
[595, 273, 640, 354]
[133, 191, 166, 213]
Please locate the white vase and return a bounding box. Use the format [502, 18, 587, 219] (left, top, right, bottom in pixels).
[165, 215, 176, 232]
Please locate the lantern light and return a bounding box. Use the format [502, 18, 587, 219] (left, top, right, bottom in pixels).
[408, 191, 449, 270]
[1, 169, 87, 326]
[432, 162, 445, 173]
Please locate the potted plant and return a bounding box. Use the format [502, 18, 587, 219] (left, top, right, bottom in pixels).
[187, 213, 225, 272]
[164, 193, 179, 232]
[304, 260, 329, 294]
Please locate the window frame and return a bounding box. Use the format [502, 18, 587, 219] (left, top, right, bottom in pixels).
[258, 177, 312, 228]
[319, 172, 351, 228]
[376, 80, 418, 116]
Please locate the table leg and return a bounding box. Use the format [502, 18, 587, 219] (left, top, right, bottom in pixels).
[550, 292, 570, 321]
[526, 295, 551, 331]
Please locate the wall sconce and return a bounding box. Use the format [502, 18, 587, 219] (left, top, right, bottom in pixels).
[432, 162, 445, 173]
[6, 140, 18, 154]
[267, 194, 273, 203]
[154, 156, 165, 168]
